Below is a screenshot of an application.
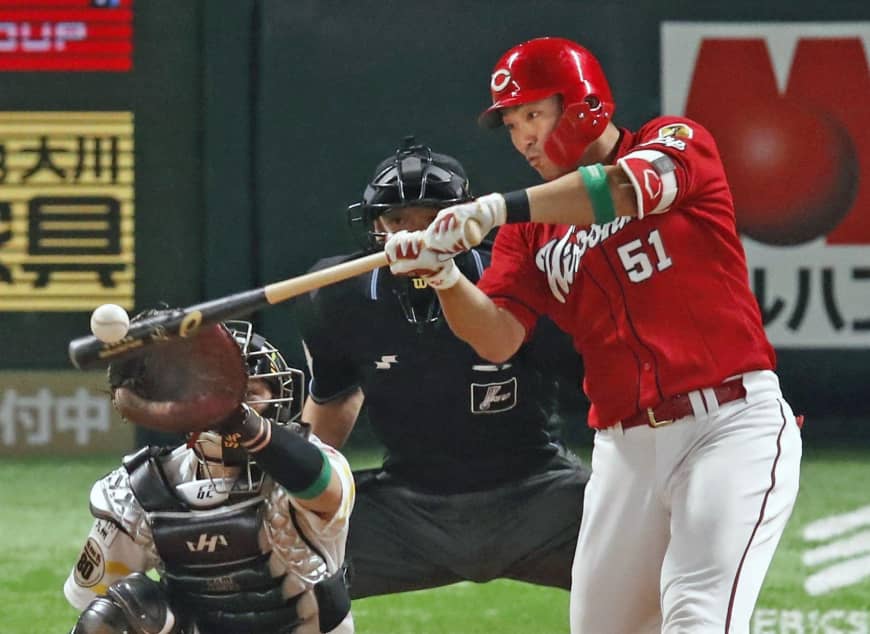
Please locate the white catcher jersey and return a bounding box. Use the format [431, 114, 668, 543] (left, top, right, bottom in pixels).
[64, 436, 355, 634]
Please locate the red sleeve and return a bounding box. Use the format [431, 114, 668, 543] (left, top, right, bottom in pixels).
[631, 116, 726, 210]
[476, 224, 546, 339]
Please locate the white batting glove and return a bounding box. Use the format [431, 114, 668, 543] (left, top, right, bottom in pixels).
[425, 193, 507, 254]
[384, 230, 462, 290]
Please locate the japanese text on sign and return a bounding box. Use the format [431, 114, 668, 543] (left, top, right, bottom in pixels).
[0, 111, 134, 312]
[0, 386, 109, 447]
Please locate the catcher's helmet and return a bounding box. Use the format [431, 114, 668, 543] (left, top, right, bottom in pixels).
[478, 37, 615, 169]
[224, 320, 303, 423]
[347, 136, 472, 251]
[192, 321, 305, 491]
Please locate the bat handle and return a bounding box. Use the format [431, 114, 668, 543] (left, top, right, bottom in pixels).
[265, 252, 388, 304]
[463, 219, 483, 247]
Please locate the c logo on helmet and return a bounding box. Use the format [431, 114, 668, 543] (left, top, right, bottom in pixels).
[491, 68, 511, 92]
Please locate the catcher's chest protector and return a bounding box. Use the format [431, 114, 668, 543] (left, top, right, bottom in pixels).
[125, 449, 302, 634]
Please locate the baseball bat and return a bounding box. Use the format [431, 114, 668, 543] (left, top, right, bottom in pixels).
[68, 220, 483, 369]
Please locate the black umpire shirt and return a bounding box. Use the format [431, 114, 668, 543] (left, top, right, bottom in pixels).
[295, 246, 583, 494]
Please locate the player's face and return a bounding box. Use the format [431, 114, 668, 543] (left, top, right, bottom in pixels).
[376, 205, 439, 234]
[501, 96, 568, 181]
[245, 378, 274, 415]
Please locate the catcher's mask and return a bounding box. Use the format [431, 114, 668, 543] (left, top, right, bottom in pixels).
[348, 136, 473, 326]
[192, 321, 304, 492]
[224, 320, 303, 423]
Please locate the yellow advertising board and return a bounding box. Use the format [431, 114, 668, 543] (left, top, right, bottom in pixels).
[0, 111, 134, 311]
[0, 371, 133, 455]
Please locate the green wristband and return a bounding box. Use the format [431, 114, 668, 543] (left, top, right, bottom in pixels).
[578, 164, 616, 225]
[291, 450, 333, 499]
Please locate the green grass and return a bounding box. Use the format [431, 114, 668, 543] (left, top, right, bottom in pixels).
[0, 457, 113, 634]
[1, 447, 868, 633]
[755, 446, 870, 611]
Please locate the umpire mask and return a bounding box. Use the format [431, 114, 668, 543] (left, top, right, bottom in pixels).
[348, 136, 473, 326]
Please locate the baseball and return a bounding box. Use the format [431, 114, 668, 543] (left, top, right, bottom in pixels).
[90, 304, 130, 343]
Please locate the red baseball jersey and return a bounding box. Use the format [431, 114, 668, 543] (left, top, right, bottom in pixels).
[478, 116, 775, 429]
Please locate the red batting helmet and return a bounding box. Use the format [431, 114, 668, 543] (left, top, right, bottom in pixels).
[479, 37, 615, 168]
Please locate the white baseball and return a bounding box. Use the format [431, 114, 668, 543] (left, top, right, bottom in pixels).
[90, 303, 130, 343]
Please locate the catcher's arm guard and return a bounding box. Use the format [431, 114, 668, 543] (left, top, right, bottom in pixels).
[222, 408, 336, 503]
[109, 322, 247, 434]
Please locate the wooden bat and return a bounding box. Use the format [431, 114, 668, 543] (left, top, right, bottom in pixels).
[68, 220, 482, 369]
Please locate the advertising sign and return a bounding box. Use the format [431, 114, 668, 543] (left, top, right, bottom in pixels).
[0, 111, 134, 311]
[0, 0, 133, 72]
[0, 370, 133, 455]
[662, 23, 870, 348]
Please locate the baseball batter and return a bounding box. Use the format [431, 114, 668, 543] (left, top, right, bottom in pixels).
[384, 37, 802, 633]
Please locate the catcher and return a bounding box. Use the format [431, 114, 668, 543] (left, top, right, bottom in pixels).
[63, 318, 355, 634]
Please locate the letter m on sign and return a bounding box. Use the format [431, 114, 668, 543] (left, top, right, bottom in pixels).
[662, 23, 870, 245]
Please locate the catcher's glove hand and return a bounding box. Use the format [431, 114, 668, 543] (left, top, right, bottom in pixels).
[109, 319, 247, 434]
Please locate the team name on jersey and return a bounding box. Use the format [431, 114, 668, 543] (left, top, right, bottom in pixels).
[535, 217, 633, 303]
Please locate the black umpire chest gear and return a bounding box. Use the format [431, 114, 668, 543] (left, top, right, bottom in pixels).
[301, 247, 570, 493]
[123, 447, 348, 634]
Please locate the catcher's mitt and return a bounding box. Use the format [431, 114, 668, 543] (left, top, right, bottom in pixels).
[109, 321, 248, 433]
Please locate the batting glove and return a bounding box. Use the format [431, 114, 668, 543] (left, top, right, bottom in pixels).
[425, 193, 507, 254]
[384, 230, 461, 290]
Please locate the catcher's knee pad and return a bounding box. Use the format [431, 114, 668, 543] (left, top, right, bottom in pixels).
[70, 596, 129, 634]
[72, 573, 180, 634]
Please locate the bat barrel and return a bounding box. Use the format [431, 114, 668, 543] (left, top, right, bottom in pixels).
[69, 250, 398, 370]
[68, 288, 267, 369]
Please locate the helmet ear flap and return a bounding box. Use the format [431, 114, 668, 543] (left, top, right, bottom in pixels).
[543, 97, 613, 168]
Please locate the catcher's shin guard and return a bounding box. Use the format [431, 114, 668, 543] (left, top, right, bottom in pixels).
[72, 573, 180, 634]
